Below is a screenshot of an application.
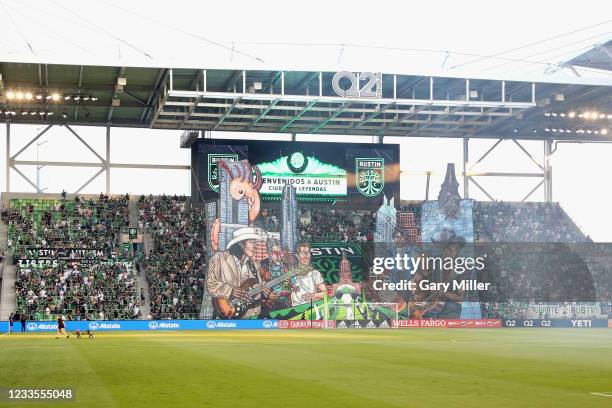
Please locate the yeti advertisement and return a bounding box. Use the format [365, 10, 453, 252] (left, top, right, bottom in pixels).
[191, 138, 400, 208]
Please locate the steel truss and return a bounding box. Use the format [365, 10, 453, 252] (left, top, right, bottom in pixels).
[462, 137, 554, 202]
[4, 123, 189, 194]
[151, 69, 537, 139]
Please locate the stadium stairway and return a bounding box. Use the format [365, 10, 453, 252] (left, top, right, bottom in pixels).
[136, 265, 152, 319]
[0, 221, 16, 320]
[128, 196, 139, 228]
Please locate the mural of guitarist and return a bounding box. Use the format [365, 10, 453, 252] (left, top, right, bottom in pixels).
[207, 227, 271, 319]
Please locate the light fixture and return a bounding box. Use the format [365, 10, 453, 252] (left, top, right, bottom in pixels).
[16, 91, 24, 100]
[568, 111, 576, 118]
[36, 94, 43, 100]
[602, 129, 609, 135]
[64, 95, 71, 101]
[91, 96, 98, 101]
[6, 91, 15, 99]
[583, 112, 591, 119]
[52, 93, 60, 101]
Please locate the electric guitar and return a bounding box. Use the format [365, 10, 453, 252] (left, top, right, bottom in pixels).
[212, 264, 307, 319]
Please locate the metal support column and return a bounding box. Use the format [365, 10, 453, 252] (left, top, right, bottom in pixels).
[106, 125, 111, 194]
[544, 140, 553, 202]
[5, 122, 10, 193]
[291, 133, 296, 142]
[463, 136, 469, 199]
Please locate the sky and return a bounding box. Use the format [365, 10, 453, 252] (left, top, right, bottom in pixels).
[0, 0, 611, 240]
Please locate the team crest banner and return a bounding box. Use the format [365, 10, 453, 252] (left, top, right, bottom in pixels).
[355, 158, 384, 197]
[208, 154, 238, 192]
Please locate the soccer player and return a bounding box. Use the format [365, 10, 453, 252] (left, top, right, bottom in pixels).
[56, 315, 69, 339]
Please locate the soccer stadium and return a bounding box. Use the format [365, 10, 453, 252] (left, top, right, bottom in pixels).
[0, 1, 611, 407]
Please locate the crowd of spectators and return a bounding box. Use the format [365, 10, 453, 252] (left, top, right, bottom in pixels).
[139, 195, 206, 319]
[473, 201, 587, 242]
[3, 194, 129, 258]
[15, 261, 140, 320]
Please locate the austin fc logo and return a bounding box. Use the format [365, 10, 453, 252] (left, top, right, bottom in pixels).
[355, 158, 384, 197]
[208, 154, 238, 192]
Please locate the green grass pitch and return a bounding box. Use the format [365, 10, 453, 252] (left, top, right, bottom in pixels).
[1, 329, 611, 407]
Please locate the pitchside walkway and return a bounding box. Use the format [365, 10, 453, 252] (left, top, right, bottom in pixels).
[0, 221, 16, 320]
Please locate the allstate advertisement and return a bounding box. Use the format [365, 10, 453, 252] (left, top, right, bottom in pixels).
[0, 320, 279, 332]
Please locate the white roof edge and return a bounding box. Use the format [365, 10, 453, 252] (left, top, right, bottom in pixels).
[2, 54, 612, 87]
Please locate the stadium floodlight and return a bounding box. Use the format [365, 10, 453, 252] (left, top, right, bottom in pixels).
[64, 94, 71, 101]
[6, 90, 15, 99]
[599, 113, 605, 119]
[91, 96, 98, 101]
[36, 94, 43, 100]
[544, 112, 550, 117]
[16, 91, 24, 100]
[551, 112, 557, 117]
[25, 92, 33, 100]
[560, 113, 566, 117]
[52, 93, 60, 101]
[74, 95, 81, 101]
[602, 129, 608, 135]
[586, 129, 592, 133]
[568, 111, 576, 118]
[590, 112, 598, 119]
[607, 114, 612, 119]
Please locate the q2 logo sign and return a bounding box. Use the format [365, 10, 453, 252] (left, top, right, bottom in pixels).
[332, 72, 382, 98]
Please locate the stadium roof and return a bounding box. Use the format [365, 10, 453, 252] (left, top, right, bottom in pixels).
[551, 39, 612, 74]
[1, 61, 610, 141]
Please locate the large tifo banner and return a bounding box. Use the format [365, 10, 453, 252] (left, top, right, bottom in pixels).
[191, 138, 400, 208]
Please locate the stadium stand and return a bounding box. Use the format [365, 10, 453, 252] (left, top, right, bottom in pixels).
[1, 194, 608, 321]
[473, 201, 587, 243]
[138, 195, 206, 319]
